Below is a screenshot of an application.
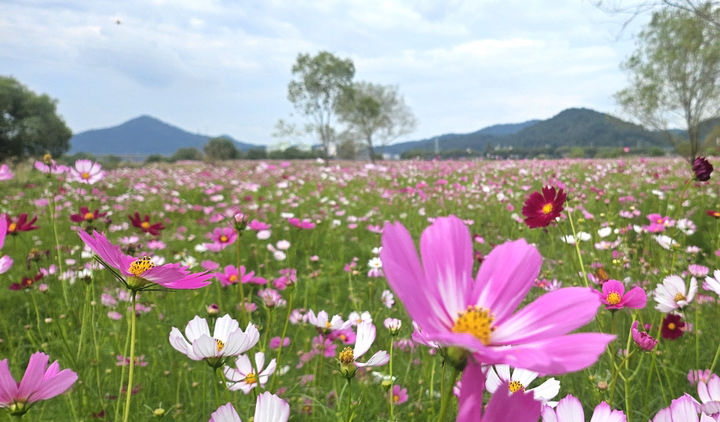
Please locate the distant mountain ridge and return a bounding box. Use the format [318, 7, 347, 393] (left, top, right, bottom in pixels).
[69, 115, 262, 156]
[385, 108, 671, 155]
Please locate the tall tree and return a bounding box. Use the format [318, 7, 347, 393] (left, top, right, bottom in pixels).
[287, 52, 355, 161]
[204, 137, 239, 161]
[336, 82, 417, 162]
[615, 6, 720, 161]
[0, 76, 72, 161]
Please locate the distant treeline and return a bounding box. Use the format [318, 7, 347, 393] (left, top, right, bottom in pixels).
[399, 145, 670, 160]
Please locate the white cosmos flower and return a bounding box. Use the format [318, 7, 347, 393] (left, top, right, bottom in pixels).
[655, 234, 678, 250]
[339, 322, 389, 368]
[704, 270, 720, 298]
[486, 364, 560, 407]
[348, 311, 372, 326]
[307, 309, 349, 331]
[224, 352, 276, 394]
[169, 315, 259, 366]
[597, 227, 612, 238]
[654, 275, 697, 313]
[209, 392, 289, 422]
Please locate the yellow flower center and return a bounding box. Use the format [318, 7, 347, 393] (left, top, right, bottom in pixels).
[714, 212, 720, 217]
[84, 212, 95, 220]
[220, 235, 228, 243]
[216, 339, 225, 352]
[244, 372, 258, 385]
[338, 346, 355, 364]
[325, 321, 332, 329]
[508, 381, 525, 393]
[656, 218, 664, 224]
[541, 203, 553, 215]
[128, 256, 155, 277]
[81, 172, 91, 180]
[606, 292, 621, 305]
[668, 322, 676, 330]
[8, 223, 16, 233]
[451, 306, 495, 345]
[339, 334, 347, 342]
[141, 221, 151, 229]
[674, 293, 686, 302]
[228, 274, 238, 283]
[393, 395, 399, 402]
[43, 153, 52, 164]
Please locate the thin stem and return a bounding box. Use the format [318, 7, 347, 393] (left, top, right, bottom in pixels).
[121, 292, 138, 422]
[710, 336, 720, 374]
[48, 191, 69, 307]
[270, 286, 295, 391]
[566, 208, 589, 287]
[235, 234, 248, 327]
[345, 378, 353, 422]
[388, 339, 395, 421]
[114, 299, 132, 422]
[437, 363, 459, 422]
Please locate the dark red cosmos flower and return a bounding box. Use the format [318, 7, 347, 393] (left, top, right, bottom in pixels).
[129, 212, 165, 236]
[70, 206, 107, 223]
[9, 273, 43, 290]
[5, 213, 39, 235]
[521, 186, 567, 228]
[661, 313, 685, 340]
[693, 156, 713, 181]
[707, 210, 720, 219]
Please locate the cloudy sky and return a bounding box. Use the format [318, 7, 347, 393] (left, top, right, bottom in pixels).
[2, 0, 649, 146]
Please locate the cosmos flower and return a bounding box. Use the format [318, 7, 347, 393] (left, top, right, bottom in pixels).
[70, 159, 104, 184]
[205, 227, 237, 252]
[597, 280, 647, 310]
[0, 352, 78, 417]
[389, 385, 408, 405]
[5, 213, 39, 235]
[703, 270, 720, 298]
[0, 218, 12, 274]
[128, 212, 165, 236]
[78, 230, 212, 291]
[307, 310, 348, 332]
[693, 156, 713, 182]
[0, 164, 13, 180]
[70, 206, 107, 224]
[662, 314, 685, 340]
[631, 321, 657, 351]
[707, 210, 720, 219]
[209, 392, 289, 422]
[215, 265, 266, 287]
[34, 159, 68, 175]
[380, 215, 613, 374]
[224, 353, 276, 394]
[654, 275, 697, 313]
[169, 315, 259, 368]
[485, 364, 560, 407]
[521, 186, 567, 229]
[541, 394, 626, 422]
[367, 257, 383, 278]
[652, 393, 711, 421]
[288, 217, 315, 229]
[337, 321, 389, 378]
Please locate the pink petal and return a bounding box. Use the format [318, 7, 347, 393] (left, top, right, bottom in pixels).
[380, 222, 452, 333]
[602, 280, 625, 296]
[471, 239, 542, 324]
[17, 352, 48, 401]
[457, 360, 485, 421]
[419, 216, 474, 320]
[492, 287, 601, 344]
[0, 359, 18, 406]
[555, 394, 584, 421]
[30, 367, 77, 403]
[482, 382, 541, 422]
[590, 402, 626, 422]
[78, 231, 133, 275]
[620, 286, 647, 309]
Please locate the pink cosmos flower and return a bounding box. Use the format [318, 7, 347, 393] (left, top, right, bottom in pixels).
[389, 385, 408, 405]
[644, 213, 673, 233]
[0, 352, 78, 416]
[457, 361, 541, 421]
[209, 391, 289, 422]
[541, 394, 626, 422]
[0, 218, 12, 274]
[697, 373, 720, 416]
[205, 227, 237, 252]
[215, 265, 266, 287]
[652, 394, 712, 421]
[631, 321, 657, 351]
[380, 216, 614, 374]
[597, 280, 647, 310]
[70, 159, 104, 184]
[0, 164, 13, 180]
[78, 230, 212, 291]
[34, 160, 68, 175]
[287, 217, 315, 229]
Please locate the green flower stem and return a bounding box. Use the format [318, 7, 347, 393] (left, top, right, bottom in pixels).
[388, 338, 395, 421]
[270, 285, 295, 391]
[235, 233, 248, 327]
[48, 192, 69, 307]
[121, 291, 138, 422]
[261, 306, 273, 354]
[437, 363, 459, 422]
[709, 335, 720, 374]
[114, 299, 132, 422]
[566, 208, 589, 287]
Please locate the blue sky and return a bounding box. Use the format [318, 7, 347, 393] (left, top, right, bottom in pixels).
[1, 0, 649, 146]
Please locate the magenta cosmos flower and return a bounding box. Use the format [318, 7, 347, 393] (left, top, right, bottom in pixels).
[380, 216, 614, 374]
[78, 230, 212, 291]
[0, 352, 78, 416]
[597, 280, 647, 310]
[521, 186, 567, 229]
[205, 227, 237, 252]
[70, 159, 104, 184]
[0, 218, 12, 274]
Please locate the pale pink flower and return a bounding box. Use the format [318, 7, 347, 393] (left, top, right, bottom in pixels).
[70, 159, 104, 184]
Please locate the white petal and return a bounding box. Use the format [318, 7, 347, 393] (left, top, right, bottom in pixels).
[354, 321, 376, 359]
[254, 392, 290, 422]
[213, 314, 239, 343]
[355, 350, 389, 367]
[485, 366, 502, 393]
[530, 378, 560, 402]
[185, 315, 210, 342]
[512, 368, 538, 387]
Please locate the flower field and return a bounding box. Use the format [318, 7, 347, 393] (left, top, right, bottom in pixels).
[1, 156, 720, 421]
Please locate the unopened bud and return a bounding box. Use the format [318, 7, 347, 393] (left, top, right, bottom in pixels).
[153, 407, 165, 417]
[207, 303, 219, 317]
[233, 213, 249, 232]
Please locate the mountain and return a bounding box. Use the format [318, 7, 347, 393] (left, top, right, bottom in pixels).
[385, 108, 668, 155]
[69, 115, 262, 156]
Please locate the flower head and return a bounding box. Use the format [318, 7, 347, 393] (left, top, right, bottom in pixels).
[598, 280, 647, 310]
[631, 320, 657, 351]
[288, 217, 315, 229]
[0, 218, 12, 274]
[662, 314, 685, 340]
[215, 265, 266, 287]
[205, 227, 237, 252]
[389, 385, 408, 405]
[70, 159, 104, 184]
[209, 391, 289, 422]
[522, 186, 567, 229]
[224, 352, 276, 394]
[0, 352, 78, 416]
[380, 216, 613, 374]
[486, 364, 560, 407]
[652, 393, 705, 421]
[169, 315, 259, 367]
[5, 213, 39, 235]
[693, 156, 713, 181]
[128, 212, 165, 236]
[0, 164, 14, 180]
[541, 394, 626, 422]
[655, 275, 697, 313]
[78, 230, 212, 291]
[70, 206, 107, 224]
[338, 321, 389, 378]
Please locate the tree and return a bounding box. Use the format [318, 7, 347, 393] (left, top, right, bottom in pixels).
[0, 76, 72, 161]
[170, 147, 203, 162]
[597, 1, 720, 33]
[336, 82, 417, 163]
[287, 51, 355, 162]
[204, 137, 239, 161]
[615, 7, 720, 161]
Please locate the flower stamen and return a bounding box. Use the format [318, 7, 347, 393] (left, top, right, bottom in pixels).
[508, 381, 525, 393]
[128, 256, 154, 277]
[606, 292, 621, 305]
[452, 305, 494, 345]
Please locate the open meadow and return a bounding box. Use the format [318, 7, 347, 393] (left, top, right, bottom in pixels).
[1, 156, 720, 421]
